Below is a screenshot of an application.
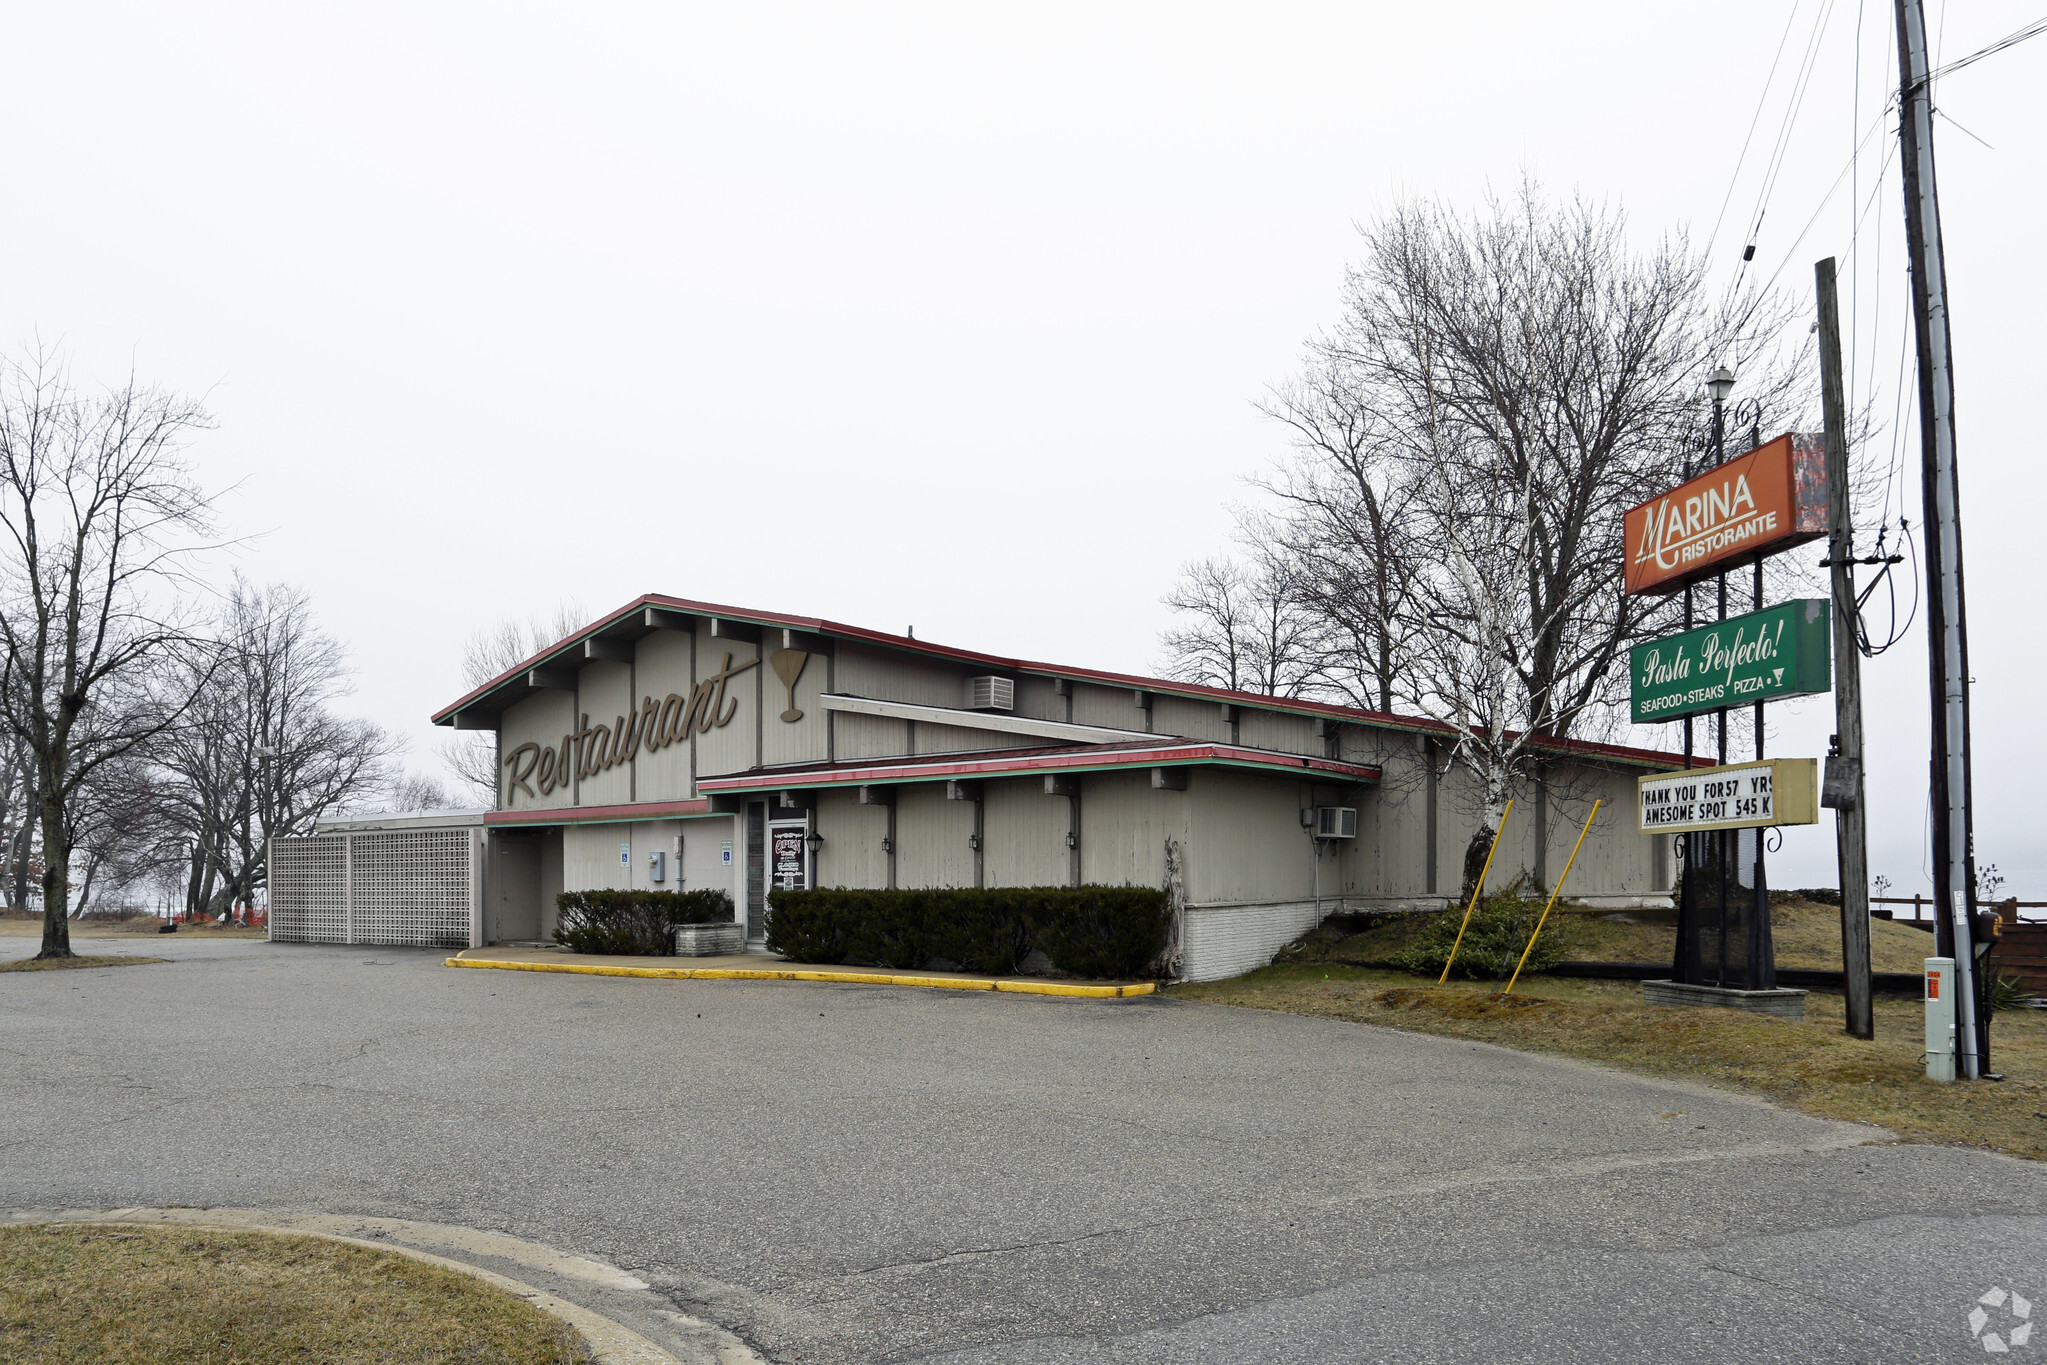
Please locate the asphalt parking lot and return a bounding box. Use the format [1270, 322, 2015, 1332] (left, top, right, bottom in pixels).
[4, 936, 2044, 1363]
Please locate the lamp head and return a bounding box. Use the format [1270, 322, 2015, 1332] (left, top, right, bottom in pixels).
[1706, 365, 1737, 404]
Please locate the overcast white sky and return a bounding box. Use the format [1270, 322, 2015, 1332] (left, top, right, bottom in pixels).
[3, 2, 2041, 895]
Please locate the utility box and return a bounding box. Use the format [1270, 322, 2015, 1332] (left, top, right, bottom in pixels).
[1925, 956, 1956, 1083]
[647, 850, 667, 884]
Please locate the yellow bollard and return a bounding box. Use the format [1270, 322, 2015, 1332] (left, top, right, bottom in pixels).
[1438, 798, 1513, 985]
[1504, 799, 1602, 995]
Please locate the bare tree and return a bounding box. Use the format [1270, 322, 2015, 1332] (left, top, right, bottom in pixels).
[1159, 546, 1324, 697]
[1224, 188, 1801, 897]
[1257, 356, 1424, 714]
[389, 770, 457, 812]
[156, 576, 399, 918]
[0, 352, 222, 959]
[438, 602, 585, 803]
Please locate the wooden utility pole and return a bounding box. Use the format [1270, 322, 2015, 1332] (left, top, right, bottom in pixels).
[1894, 0, 1982, 1076]
[1814, 258, 1874, 1040]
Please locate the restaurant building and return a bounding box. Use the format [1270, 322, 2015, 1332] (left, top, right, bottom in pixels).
[276, 594, 1684, 982]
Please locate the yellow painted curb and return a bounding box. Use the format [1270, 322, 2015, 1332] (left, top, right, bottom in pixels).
[443, 953, 1154, 998]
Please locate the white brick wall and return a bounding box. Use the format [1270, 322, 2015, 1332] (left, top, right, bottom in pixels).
[1180, 900, 1323, 983]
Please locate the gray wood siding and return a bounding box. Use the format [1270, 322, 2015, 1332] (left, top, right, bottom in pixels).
[761, 644, 830, 769]
[677, 815, 735, 895]
[1149, 695, 1230, 742]
[895, 784, 975, 888]
[498, 689, 577, 811]
[693, 621, 761, 779]
[634, 628, 695, 802]
[564, 821, 633, 891]
[982, 777, 1069, 887]
[909, 721, 1034, 756]
[833, 713, 912, 761]
[815, 790, 888, 888]
[1077, 771, 1186, 889]
[1068, 681, 1146, 730]
[1186, 769, 1317, 904]
[575, 660, 634, 806]
[1236, 708, 1318, 756]
[1012, 675, 1065, 722]
[834, 642, 968, 707]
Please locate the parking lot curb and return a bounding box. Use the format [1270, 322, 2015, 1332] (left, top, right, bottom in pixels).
[1, 1207, 759, 1365]
[445, 952, 1156, 997]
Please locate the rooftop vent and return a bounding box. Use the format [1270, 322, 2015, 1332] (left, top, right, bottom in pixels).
[1313, 806, 1357, 840]
[964, 675, 1015, 712]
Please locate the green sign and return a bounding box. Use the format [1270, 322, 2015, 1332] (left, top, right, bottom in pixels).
[1630, 598, 1831, 725]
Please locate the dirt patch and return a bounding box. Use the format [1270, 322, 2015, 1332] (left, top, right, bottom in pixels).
[0, 1223, 592, 1364]
[0, 954, 164, 973]
[1285, 897, 1937, 975]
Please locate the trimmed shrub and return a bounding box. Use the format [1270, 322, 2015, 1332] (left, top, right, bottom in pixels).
[555, 888, 735, 956]
[1032, 886, 1173, 979]
[1391, 894, 1563, 982]
[764, 885, 1170, 979]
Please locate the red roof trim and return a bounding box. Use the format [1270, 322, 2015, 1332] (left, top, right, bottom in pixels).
[695, 744, 1381, 791]
[430, 592, 1690, 770]
[484, 798, 712, 827]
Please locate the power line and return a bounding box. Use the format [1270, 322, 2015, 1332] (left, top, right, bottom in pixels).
[1704, 0, 1810, 262]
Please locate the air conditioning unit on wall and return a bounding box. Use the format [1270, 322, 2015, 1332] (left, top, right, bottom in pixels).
[1314, 806, 1357, 840]
[964, 675, 1015, 711]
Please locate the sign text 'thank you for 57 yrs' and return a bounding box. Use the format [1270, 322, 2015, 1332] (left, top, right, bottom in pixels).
[1630, 598, 1833, 725]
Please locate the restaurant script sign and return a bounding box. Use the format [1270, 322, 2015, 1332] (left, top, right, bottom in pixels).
[1636, 758, 1818, 835]
[1630, 598, 1832, 725]
[1622, 433, 1828, 596]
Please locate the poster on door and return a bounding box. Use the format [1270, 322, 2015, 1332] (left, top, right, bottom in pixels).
[769, 824, 808, 892]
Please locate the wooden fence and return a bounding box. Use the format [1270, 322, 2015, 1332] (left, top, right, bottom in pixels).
[1867, 897, 2047, 994]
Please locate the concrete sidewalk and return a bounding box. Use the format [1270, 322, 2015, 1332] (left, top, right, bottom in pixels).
[448, 944, 1158, 997]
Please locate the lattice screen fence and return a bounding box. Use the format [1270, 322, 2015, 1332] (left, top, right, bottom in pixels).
[269, 828, 480, 948]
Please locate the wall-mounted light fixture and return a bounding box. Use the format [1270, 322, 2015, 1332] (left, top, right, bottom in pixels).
[881, 836, 895, 854]
[1063, 831, 1078, 849]
[968, 833, 981, 851]
[804, 831, 824, 856]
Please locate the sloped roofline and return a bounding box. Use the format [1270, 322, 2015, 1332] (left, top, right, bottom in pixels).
[429, 592, 1693, 771]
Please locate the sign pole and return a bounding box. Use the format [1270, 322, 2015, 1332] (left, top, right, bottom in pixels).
[1815, 258, 1875, 1039]
[1894, 0, 1981, 1077]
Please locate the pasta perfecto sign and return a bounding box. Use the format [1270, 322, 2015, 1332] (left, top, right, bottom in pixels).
[501, 653, 757, 799]
[1630, 598, 1832, 725]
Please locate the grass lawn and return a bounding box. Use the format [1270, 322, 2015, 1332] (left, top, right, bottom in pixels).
[1172, 964, 2047, 1161]
[1290, 896, 1939, 974]
[0, 954, 163, 973]
[0, 1224, 592, 1365]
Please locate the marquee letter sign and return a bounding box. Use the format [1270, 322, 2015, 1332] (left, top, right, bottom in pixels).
[1636, 758, 1818, 834]
[500, 652, 759, 799]
[1622, 434, 1828, 596]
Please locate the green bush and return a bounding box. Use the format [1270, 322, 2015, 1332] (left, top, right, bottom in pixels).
[1392, 894, 1563, 982]
[764, 885, 1169, 979]
[554, 888, 735, 956]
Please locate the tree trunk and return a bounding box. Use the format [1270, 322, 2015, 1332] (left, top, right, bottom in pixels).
[36, 783, 72, 960]
[1460, 821, 1496, 908]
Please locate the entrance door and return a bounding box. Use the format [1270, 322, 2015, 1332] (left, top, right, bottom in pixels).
[745, 801, 767, 940]
[488, 834, 541, 943]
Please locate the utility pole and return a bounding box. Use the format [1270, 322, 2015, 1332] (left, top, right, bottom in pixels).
[1815, 258, 1874, 1040]
[1894, 0, 1982, 1076]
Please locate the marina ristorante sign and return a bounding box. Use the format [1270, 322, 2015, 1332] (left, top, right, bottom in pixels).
[1630, 599, 1832, 725]
[1621, 434, 1828, 596]
[1636, 758, 1818, 835]
[501, 653, 758, 798]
